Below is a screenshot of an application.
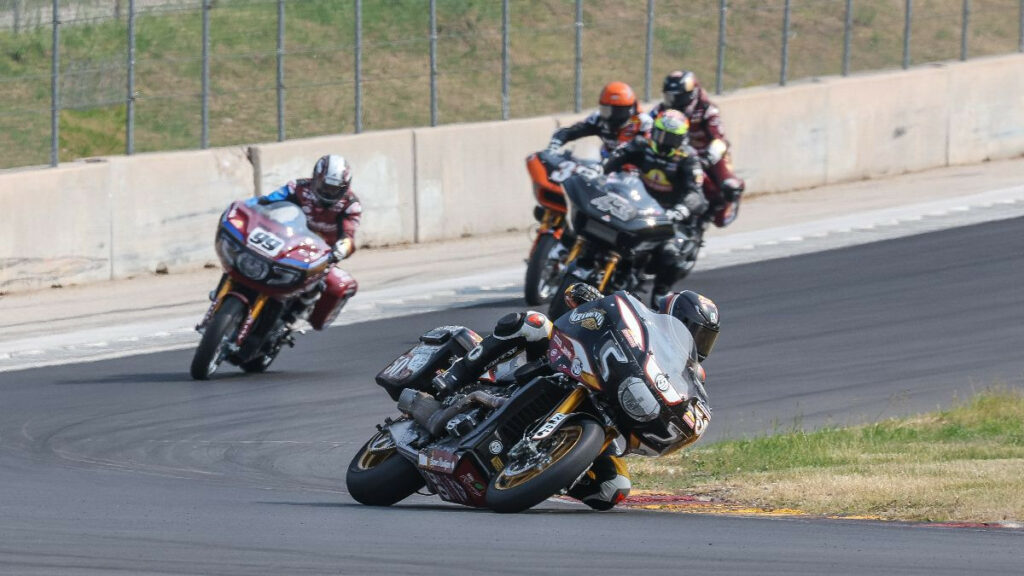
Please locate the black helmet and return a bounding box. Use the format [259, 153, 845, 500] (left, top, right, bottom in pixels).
[310, 154, 352, 206]
[659, 290, 720, 361]
[662, 70, 700, 111]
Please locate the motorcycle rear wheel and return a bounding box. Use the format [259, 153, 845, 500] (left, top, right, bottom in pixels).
[486, 417, 604, 513]
[346, 431, 426, 506]
[190, 297, 246, 380]
[524, 234, 563, 306]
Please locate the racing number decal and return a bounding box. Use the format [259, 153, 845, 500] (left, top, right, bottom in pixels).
[590, 194, 636, 221]
[247, 227, 285, 256]
[550, 161, 600, 184]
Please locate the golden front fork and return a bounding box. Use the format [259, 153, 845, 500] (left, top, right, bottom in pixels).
[565, 237, 584, 265]
[596, 252, 621, 293]
[552, 387, 587, 415]
[212, 277, 233, 312]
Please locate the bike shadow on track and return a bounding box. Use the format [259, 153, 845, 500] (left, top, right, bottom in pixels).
[260, 500, 597, 514]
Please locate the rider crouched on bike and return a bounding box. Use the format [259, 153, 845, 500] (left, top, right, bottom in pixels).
[647, 70, 745, 211]
[255, 154, 361, 329]
[602, 109, 707, 302]
[548, 81, 652, 158]
[431, 283, 719, 511]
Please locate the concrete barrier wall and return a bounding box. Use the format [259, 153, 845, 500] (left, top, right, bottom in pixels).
[251, 130, 417, 247]
[413, 117, 557, 242]
[0, 162, 113, 291]
[947, 55, 1024, 165]
[108, 147, 253, 277]
[2, 54, 1023, 292]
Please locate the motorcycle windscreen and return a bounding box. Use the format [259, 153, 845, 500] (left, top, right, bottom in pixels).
[246, 202, 331, 265]
[631, 302, 706, 406]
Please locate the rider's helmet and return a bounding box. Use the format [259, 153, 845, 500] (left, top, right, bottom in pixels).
[659, 290, 720, 361]
[310, 154, 352, 206]
[649, 110, 690, 157]
[662, 70, 700, 112]
[563, 282, 604, 310]
[598, 81, 638, 133]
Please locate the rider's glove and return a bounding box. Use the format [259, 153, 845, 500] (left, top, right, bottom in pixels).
[666, 204, 691, 222]
[332, 238, 354, 262]
[547, 139, 563, 152]
[256, 196, 273, 206]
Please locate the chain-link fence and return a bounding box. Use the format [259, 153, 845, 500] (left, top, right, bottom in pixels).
[1, 0, 1022, 169]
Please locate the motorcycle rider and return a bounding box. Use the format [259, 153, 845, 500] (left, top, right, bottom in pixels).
[602, 109, 707, 301]
[255, 154, 360, 328]
[548, 81, 652, 158]
[647, 70, 745, 211]
[431, 282, 720, 511]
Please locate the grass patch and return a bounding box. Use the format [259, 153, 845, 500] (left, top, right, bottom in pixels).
[630, 388, 1024, 523]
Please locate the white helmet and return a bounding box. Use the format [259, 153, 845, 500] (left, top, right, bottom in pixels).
[311, 154, 352, 206]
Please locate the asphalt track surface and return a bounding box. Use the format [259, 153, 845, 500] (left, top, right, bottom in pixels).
[1, 218, 1023, 575]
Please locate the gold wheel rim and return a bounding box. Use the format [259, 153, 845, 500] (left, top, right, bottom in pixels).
[356, 432, 396, 470]
[493, 424, 584, 491]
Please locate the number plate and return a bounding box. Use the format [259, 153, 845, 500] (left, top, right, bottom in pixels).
[247, 227, 285, 256]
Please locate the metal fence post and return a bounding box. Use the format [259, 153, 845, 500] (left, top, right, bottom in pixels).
[355, 0, 363, 132]
[961, 0, 970, 61]
[1020, 0, 1023, 52]
[126, 0, 135, 155]
[201, 0, 210, 149]
[644, 0, 654, 102]
[50, 0, 59, 167]
[902, 0, 911, 69]
[780, 0, 791, 86]
[276, 0, 285, 141]
[842, 0, 852, 76]
[429, 0, 437, 126]
[501, 0, 509, 120]
[716, 0, 726, 95]
[574, 0, 583, 113]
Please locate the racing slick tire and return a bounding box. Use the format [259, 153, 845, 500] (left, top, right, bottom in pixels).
[524, 234, 563, 306]
[190, 297, 246, 381]
[346, 432, 426, 506]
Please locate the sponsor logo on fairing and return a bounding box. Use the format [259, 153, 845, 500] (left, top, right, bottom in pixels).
[569, 307, 606, 330]
[488, 440, 504, 455]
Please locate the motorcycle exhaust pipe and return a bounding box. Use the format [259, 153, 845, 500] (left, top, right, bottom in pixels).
[397, 389, 443, 431]
[425, 390, 507, 437]
[398, 388, 507, 437]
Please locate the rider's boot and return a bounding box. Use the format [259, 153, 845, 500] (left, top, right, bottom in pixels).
[568, 453, 631, 511]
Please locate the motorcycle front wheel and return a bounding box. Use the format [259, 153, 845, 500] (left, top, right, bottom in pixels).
[486, 417, 604, 513]
[524, 233, 563, 306]
[346, 431, 426, 506]
[190, 296, 246, 380]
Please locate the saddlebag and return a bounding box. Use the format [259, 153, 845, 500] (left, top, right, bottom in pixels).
[374, 326, 482, 401]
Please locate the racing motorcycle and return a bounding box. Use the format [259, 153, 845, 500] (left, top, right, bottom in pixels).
[523, 149, 601, 305]
[190, 199, 338, 380]
[546, 170, 684, 319]
[346, 290, 715, 513]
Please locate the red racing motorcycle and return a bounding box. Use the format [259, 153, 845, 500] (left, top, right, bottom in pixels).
[190, 199, 342, 380]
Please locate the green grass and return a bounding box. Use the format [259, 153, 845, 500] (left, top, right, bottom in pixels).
[1, 0, 1021, 168]
[630, 387, 1024, 522]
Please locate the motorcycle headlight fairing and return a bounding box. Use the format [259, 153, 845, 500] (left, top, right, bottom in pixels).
[618, 376, 661, 422]
[236, 252, 270, 281]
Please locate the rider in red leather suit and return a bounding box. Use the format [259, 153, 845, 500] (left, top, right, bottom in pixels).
[257, 154, 360, 329]
[647, 71, 744, 217]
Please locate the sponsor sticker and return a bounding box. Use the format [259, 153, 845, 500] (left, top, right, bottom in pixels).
[419, 449, 458, 473]
[569, 307, 606, 330]
[488, 440, 503, 455]
[571, 358, 583, 377]
[532, 413, 568, 441]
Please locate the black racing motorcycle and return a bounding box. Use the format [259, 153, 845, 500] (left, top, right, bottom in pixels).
[547, 171, 691, 319]
[345, 291, 715, 513]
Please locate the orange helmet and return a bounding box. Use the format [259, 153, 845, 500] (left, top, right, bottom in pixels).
[598, 81, 638, 131]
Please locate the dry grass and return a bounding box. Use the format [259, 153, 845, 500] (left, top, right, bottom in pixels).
[631, 388, 1024, 522]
